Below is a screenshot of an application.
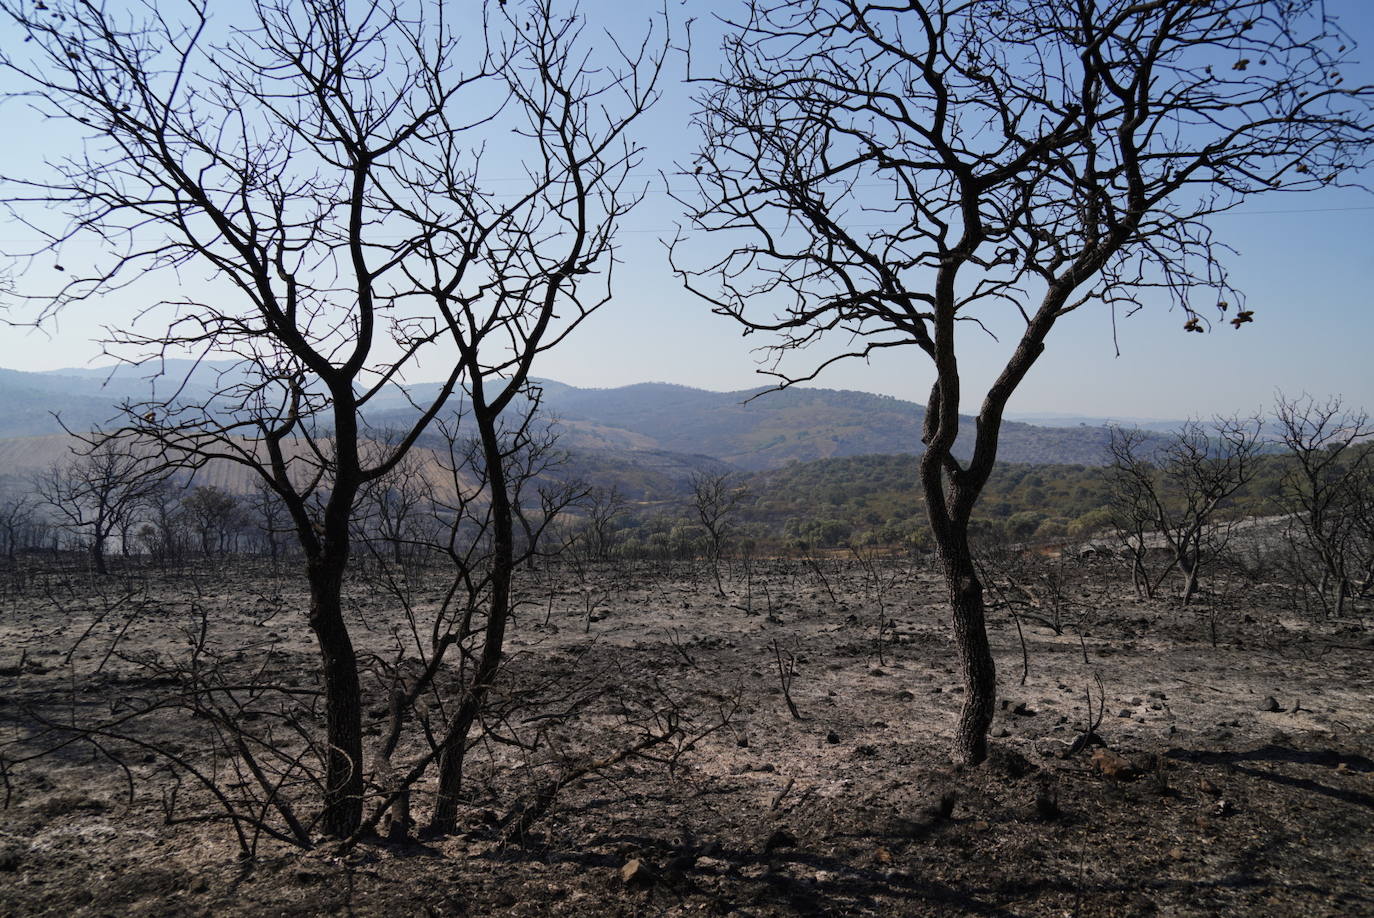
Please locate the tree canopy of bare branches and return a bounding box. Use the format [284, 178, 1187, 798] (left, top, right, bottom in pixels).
[673, 0, 1373, 764]
[1108, 417, 1262, 603]
[1274, 393, 1374, 616]
[34, 439, 168, 575]
[690, 471, 748, 596]
[2, 0, 662, 836]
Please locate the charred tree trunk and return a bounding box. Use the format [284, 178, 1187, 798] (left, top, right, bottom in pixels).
[90, 535, 108, 576]
[307, 553, 364, 837]
[924, 496, 996, 764]
[708, 543, 726, 599]
[1179, 551, 1199, 605]
[944, 547, 996, 765]
[921, 434, 997, 766]
[1132, 550, 1152, 599]
[430, 394, 515, 835]
[303, 392, 367, 839]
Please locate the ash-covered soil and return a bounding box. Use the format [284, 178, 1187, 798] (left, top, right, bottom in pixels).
[1, 556, 1372, 917]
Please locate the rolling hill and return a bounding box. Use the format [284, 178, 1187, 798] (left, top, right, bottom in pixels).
[0, 363, 1146, 491]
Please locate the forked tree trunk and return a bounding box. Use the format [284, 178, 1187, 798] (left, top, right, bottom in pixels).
[931, 522, 997, 765]
[308, 556, 364, 837]
[1132, 550, 1152, 599]
[921, 440, 997, 766]
[430, 402, 515, 835]
[1179, 550, 1199, 604]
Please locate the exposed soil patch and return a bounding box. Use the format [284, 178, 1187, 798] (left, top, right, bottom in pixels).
[1, 557, 1371, 916]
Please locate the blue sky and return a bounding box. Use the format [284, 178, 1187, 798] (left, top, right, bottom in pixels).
[2, 0, 1371, 420]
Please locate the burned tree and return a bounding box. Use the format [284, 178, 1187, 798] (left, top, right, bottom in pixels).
[356, 445, 434, 569]
[1106, 428, 1163, 599]
[34, 440, 167, 574]
[690, 471, 748, 597]
[1274, 394, 1374, 616]
[1108, 418, 1261, 603]
[2, 0, 661, 836]
[423, 392, 587, 834]
[249, 478, 292, 563]
[180, 485, 249, 559]
[674, 0, 1372, 763]
[135, 480, 191, 566]
[579, 485, 628, 562]
[0, 495, 37, 562]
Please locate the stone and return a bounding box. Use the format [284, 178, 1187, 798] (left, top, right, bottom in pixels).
[1090, 748, 1138, 780]
[1259, 696, 1281, 713]
[621, 859, 656, 888]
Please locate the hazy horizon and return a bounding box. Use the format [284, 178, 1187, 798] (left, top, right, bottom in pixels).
[0, 358, 1271, 428]
[3, 0, 1372, 420]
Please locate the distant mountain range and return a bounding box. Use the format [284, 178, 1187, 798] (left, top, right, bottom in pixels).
[1004, 411, 1188, 433]
[528, 380, 1128, 470]
[0, 362, 1148, 491]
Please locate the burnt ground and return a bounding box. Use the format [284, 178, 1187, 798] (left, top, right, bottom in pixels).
[0, 554, 1372, 917]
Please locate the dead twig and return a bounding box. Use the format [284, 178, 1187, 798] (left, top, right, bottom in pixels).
[771, 639, 803, 721]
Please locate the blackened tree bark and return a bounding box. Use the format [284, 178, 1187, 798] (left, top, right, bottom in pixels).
[673, 0, 1372, 765]
[428, 379, 516, 833]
